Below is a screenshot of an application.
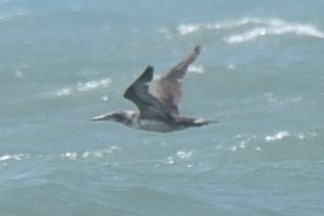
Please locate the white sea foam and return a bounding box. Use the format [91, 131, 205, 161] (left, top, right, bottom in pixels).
[101, 95, 109, 101]
[178, 23, 201, 35]
[165, 150, 193, 166]
[230, 146, 238, 151]
[297, 131, 317, 140]
[234, 130, 317, 146]
[62, 151, 78, 160]
[177, 18, 259, 36]
[255, 146, 262, 151]
[265, 131, 290, 142]
[175, 17, 324, 43]
[263, 92, 303, 104]
[0, 153, 29, 162]
[188, 64, 205, 74]
[225, 18, 324, 44]
[167, 157, 175, 165]
[233, 134, 257, 150]
[61, 146, 122, 160]
[239, 142, 247, 149]
[49, 78, 111, 97]
[176, 151, 193, 160]
[0, 155, 11, 161]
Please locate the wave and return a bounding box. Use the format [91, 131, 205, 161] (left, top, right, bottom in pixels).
[165, 150, 193, 167]
[264, 131, 291, 142]
[167, 17, 324, 44]
[48, 78, 111, 97]
[227, 130, 318, 153]
[61, 146, 122, 160]
[188, 64, 205, 74]
[225, 18, 324, 44]
[0, 146, 121, 169]
[0, 153, 30, 168]
[177, 17, 262, 35]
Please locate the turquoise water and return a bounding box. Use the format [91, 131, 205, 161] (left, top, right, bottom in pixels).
[1, 1, 324, 215]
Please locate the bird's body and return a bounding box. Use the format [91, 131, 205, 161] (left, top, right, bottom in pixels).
[92, 45, 214, 133]
[133, 119, 184, 133]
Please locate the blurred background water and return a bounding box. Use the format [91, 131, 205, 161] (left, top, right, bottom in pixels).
[1, 0, 324, 215]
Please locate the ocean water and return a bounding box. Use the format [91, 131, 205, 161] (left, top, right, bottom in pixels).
[1, 0, 324, 215]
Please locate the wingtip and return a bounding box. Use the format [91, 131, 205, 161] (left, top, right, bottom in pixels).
[143, 65, 154, 81]
[132, 65, 154, 84]
[194, 45, 202, 54]
[147, 65, 154, 71]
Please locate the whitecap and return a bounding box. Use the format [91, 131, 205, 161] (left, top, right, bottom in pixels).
[92, 151, 103, 158]
[297, 131, 317, 140]
[225, 27, 268, 44]
[265, 131, 290, 142]
[178, 23, 201, 35]
[105, 145, 122, 153]
[102, 95, 109, 101]
[264, 92, 303, 104]
[176, 18, 259, 36]
[76, 79, 112, 92]
[62, 151, 78, 160]
[0, 155, 11, 161]
[225, 18, 324, 44]
[81, 151, 90, 159]
[187, 164, 193, 168]
[63, 146, 122, 160]
[239, 142, 247, 149]
[255, 146, 262, 151]
[234, 134, 257, 149]
[49, 78, 111, 97]
[176, 150, 192, 160]
[0, 153, 29, 162]
[167, 157, 175, 165]
[175, 17, 324, 43]
[188, 64, 205, 74]
[230, 145, 238, 151]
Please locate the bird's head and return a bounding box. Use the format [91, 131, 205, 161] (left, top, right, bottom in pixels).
[92, 110, 137, 125]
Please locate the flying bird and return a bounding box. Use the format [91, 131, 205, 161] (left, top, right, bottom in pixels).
[92, 45, 214, 132]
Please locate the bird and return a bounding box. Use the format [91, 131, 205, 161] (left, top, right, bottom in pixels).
[92, 45, 214, 132]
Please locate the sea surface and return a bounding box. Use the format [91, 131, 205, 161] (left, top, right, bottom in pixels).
[1, 0, 324, 215]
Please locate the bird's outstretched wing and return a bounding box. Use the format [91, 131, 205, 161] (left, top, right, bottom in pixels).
[124, 66, 174, 121]
[155, 45, 201, 116]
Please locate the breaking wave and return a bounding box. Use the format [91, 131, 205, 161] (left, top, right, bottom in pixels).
[225, 18, 324, 44]
[160, 17, 324, 44]
[61, 146, 122, 160]
[48, 78, 111, 97]
[0, 153, 30, 162]
[223, 130, 318, 153]
[188, 64, 205, 74]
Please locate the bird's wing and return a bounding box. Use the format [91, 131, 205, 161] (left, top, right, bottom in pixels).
[124, 66, 174, 121]
[154, 45, 201, 116]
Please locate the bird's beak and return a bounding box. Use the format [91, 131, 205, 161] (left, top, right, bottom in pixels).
[91, 113, 113, 121]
